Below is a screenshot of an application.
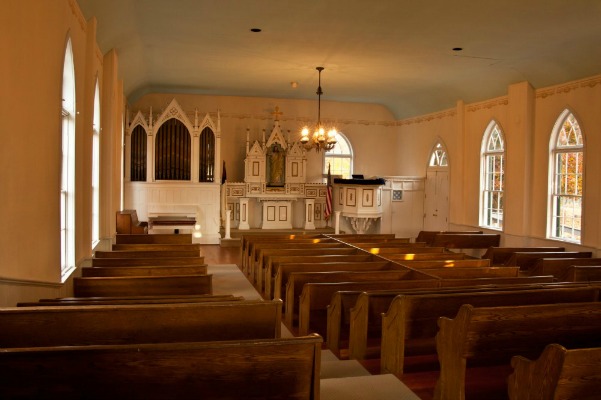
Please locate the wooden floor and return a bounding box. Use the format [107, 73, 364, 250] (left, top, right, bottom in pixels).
[200, 245, 242, 265]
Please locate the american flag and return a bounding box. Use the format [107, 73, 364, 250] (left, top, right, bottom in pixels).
[324, 164, 333, 222]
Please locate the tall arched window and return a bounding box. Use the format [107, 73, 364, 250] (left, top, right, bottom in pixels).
[199, 127, 215, 182]
[480, 121, 505, 230]
[130, 125, 147, 181]
[61, 37, 76, 280]
[155, 118, 191, 180]
[324, 131, 353, 179]
[549, 111, 584, 243]
[91, 79, 100, 246]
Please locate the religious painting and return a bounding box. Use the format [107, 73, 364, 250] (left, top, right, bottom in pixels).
[267, 143, 286, 187]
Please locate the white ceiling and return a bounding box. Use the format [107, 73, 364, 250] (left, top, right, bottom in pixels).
[77, 0, 601, 119]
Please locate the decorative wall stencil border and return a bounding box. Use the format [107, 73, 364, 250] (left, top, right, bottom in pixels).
[536, 75, 601, 99]
[466, 97, 509, 113]
[396, 109, 456, 126]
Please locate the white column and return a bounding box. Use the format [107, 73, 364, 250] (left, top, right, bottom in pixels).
[225, 210, 232, 239]
[304, 198, 315, 230]
[335, 211, 341, 234]
[238, 198, 250, 230]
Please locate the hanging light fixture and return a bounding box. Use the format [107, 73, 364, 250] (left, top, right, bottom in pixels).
[300, 67, 337, 152]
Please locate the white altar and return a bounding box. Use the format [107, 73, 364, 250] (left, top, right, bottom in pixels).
[225, 107, 329, 230]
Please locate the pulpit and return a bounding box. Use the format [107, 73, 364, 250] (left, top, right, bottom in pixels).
[335, 178, 386, 234]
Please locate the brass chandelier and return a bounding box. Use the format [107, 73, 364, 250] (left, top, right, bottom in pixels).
[300, 67, 337, 152]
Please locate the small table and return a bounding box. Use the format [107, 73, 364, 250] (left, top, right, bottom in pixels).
[148, 216, 196, 234]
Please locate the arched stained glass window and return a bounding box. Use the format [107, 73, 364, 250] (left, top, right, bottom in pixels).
[480, 122, 505, 230]
[549, 111, 583, 243]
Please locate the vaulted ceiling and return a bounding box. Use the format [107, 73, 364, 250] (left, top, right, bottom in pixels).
[77, 0, 601, 119]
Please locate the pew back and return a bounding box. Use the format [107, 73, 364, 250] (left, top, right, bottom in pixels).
[381, 286, 599, 376]
[0, 300, 282, 347]
[81, 265, 208, 277]
[434, 301, 601, 400]
[73, 275, 213, 297]
[0, 335, 321, 400]
[116, 233, 193, 244]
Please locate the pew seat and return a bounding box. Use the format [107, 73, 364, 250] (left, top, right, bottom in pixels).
[116, 233, 193, 244]
[81, 265, 208, 277]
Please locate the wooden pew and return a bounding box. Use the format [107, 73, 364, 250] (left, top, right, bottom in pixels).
[508, 343, 601, 400]
[423, 266, 521, 279]
[482, 246, 565, 265]
[252, 244, 354, 288]
[91, 257, 207, 267]
[327, 276, 557, 359]
[243, 235, 329, 273]
[112, 243, 202, 252]
[380, 286, 598, 377]
[116, 233, 193, 244]
[371, 251, 466, 260]
[431, 233, 501, 249]
[529, 257, 601, 279]
[505, 251, 593, 271]
[17, 294, 243, 306]
[273, 260, 403, 300]
[326, 233, 398, 241]
[564, 265, 601, 282]
[284, 269, 425, 328]
[388, 259, 491, 269]
[264, 253, 376, 298]
[95, 249, 201, 258]
[354, 245, 445, 252]
[241, 234, 325, 273]
[116, 209, 148, 234]
[81, 265, 208, 277]
[251, 241, 347, 285]
[0, 334, 321, 400]
[73, 275, 213, 297]
[434, 302, 601, 400]
[416, 230, 483, 246]
[0, 300, 283, 347]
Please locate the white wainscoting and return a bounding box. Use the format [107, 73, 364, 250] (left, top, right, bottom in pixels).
[124, 182, 221, 244]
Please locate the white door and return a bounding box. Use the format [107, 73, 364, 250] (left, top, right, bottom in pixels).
[423, 169, 449, 231]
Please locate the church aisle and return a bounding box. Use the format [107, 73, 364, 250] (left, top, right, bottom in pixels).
[204, 245, 423, 400]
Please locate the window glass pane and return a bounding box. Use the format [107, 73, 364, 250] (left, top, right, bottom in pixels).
[429, 143, 448, 167]
[481, 123, 504, 229]
[550, 112, 583, 243]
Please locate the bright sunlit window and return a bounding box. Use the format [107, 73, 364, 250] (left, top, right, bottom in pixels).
[324, 131, 352, 178]
[480, 121, 505, 230]
[549, 110, 584, 243]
